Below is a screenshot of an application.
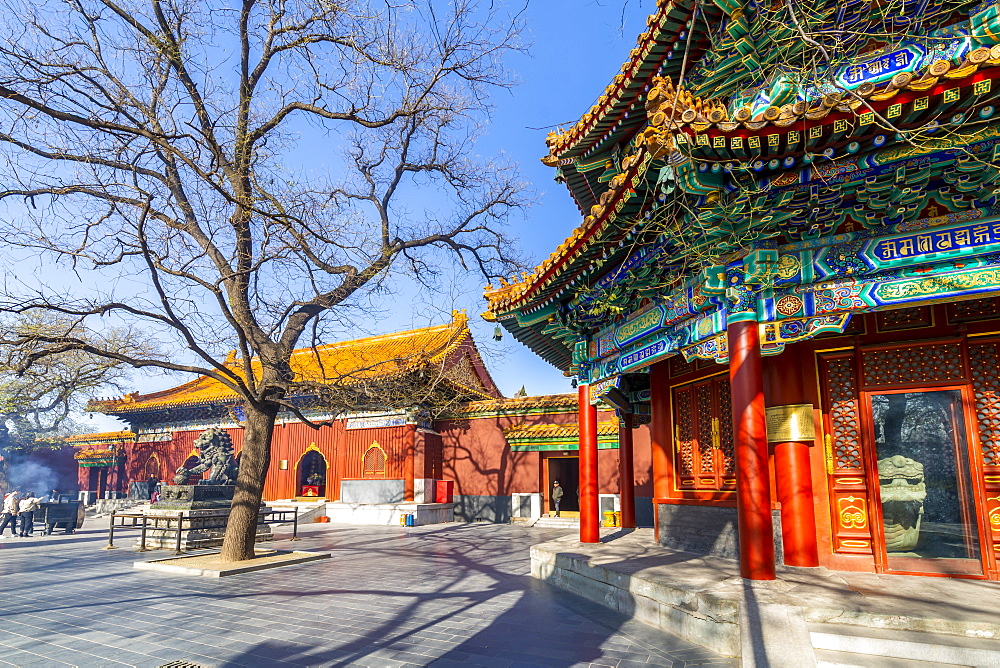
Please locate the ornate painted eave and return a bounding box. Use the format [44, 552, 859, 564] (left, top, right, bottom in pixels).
[505, 420, 620, 451]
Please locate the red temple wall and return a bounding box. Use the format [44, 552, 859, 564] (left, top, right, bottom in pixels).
[114, 402, 652, 506]
[437, 410, 652, 498]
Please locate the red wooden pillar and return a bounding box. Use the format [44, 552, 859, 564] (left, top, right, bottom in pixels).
[649, 360, 672, 501]
[579, 384, 600, 543]
[768, 348, 820, 567]
[403, 423, 416, 502]
[728, 319, 776, 580]
[774, 440, 818, 566]
[618, 412, 636, 529]
[649, 360, 672, 542]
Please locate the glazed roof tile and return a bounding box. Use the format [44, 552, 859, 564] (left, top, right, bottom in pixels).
[503, 421, 619, 441]
[451, 392, 579, 415]
[92, 312, 498, 414]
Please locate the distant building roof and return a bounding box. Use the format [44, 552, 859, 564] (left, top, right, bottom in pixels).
[63, 431, 135, 447]
[449, 392, 578, 417]
[504, 421, 620, 451]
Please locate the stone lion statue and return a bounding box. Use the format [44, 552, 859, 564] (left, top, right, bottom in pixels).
[878, 455, 926, 552]
[173, 427, 238, 485]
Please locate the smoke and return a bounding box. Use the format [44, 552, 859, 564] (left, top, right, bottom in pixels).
[6, 460, 59, 496]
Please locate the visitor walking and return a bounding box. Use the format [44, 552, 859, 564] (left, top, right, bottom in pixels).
[0, 490, 20, 537]
[146, 475, 159, 500]
[552, 480, 564, 517]
[17, 491, 44, 537]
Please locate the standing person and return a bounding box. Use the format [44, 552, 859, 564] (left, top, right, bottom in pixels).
[146, 474, 158, 500]
[551, 480, 564, 518]
[18, 492, 43, 537]
[0, 490, 20, 537]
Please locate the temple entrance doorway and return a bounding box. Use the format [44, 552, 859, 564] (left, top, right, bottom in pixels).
[864, 387, 987, 577]
[297, 448, 328, 499]
[87, 467, 109, 498]
[545, 455, 579, 517]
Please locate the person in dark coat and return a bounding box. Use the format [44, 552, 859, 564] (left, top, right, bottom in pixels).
[551, 480, 564, 517]
[18, 491, 44, 537]
[147, 475, 159, 500]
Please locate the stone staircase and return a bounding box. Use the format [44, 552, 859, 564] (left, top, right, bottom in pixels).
[532, 515, 580, 530]
[267, 499, 328, 524]
[809, 622, 1000, 668]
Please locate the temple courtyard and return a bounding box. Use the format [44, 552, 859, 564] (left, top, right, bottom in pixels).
[0, 522, 733, 667]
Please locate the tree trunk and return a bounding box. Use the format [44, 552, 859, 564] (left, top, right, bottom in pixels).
[219, 401, 280, 562]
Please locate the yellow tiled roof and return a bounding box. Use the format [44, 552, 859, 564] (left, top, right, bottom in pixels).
[503, 421, 619, 441]
[542, 0, 670, 159]
[91, 312, 497, 414]
[457, 392, 578, 414]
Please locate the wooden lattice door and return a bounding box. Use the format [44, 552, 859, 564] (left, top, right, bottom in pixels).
[673, 375, 736, 493]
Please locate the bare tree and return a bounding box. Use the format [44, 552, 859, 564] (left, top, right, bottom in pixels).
[0, 0, 528, 560]
[0, 312, 149, 442]
[0, 311, 150, 495]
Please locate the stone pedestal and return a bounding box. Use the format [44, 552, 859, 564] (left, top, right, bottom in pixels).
[153, 484, 235, 509]
[138, 484, 272, 550]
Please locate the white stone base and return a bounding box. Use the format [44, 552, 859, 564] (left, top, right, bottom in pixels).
[323, 501, 454, 526]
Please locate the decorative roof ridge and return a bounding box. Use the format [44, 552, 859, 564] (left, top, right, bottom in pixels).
[291, 310, 470, 359]
[484, 144, 652, 314]
[543, 0, 680, 159]
[637, 47, 1000, 138]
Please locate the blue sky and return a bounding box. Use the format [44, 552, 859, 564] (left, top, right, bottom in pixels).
[461, 0, 652, 397]
[88, 1, 653, 430]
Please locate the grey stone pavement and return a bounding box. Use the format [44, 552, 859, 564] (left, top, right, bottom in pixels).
[0, 520, 737, 668]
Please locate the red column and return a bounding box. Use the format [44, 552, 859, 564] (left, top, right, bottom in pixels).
[403, 423, 416, 502]
[649, 360, 672, 501]
[768, 349, 820, 567]
[649, 360, 672, 542]
[579, 384, 600, 543]
[728, 320, 776, 580]
[618, 412, 636, 529]
[774, 440, 819, 566]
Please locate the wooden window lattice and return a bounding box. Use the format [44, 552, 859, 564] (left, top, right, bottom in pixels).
[697, 384, 715, 473]
[718, 379, 735, 475]
[827, 358, 864, 470]
[672, 377, 734, 491]
[951, 298, 1000, 322]
[970, 343, 1000, 468]
[362, 444, 387, 478]
[676, 388, 695, 474]
[876, 307, 931, 331]
[862, 344, 964, 387]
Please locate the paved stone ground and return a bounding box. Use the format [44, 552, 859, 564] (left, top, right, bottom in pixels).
[0, 521, 737, 667]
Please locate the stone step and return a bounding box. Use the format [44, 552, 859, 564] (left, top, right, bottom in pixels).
[267, 500, 327, 524]
[814, 648, 969, 667]
[808, 622, 1000, 668]
[533, 517, 580, 529]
